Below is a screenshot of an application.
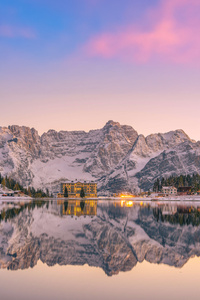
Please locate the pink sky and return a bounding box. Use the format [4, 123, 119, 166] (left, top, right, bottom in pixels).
[85, 0, 200, 65]
[0, 0, 200, 140]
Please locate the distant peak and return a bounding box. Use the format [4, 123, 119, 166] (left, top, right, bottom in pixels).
[104, 120, 120, 127]
[162, 129, 192, 141]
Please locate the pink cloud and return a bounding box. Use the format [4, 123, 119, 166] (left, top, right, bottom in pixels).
[0, 25, 36, 39]
[83, 0, 200, 64]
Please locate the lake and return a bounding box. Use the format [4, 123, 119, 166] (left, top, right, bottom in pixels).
[0, 199, 200, 300]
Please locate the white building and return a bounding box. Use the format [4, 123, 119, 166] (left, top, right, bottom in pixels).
[162, 186, 177, 195]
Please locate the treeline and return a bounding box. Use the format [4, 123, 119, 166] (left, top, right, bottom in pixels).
[0, 174, 52, 198]
[153, 173, 200, 193]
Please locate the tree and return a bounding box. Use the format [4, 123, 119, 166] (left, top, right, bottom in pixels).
[179, 176, 184, 187]
[64, 201, 68, 212]
[46, 188, 50, 198]
[14, 183, 20, 190]
[80, 200, 85, 211]
[64, 187, 68, 198]
[5, 176, 11, 189]
[28, 187, 32, 197]
[1, 178, 6, 188]
[80, 187, 85, 198]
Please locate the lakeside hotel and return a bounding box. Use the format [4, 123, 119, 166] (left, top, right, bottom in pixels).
[58, 181, 97, 198]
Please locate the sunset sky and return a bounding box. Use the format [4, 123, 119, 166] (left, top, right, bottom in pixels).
[0, 0, 200, 139]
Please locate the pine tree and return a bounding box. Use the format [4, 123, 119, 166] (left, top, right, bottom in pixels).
[28, 187, 32, 197]
[1, 178, 6, 188]
[64, 201, 68, 212]
[46, 188, 50, 197]
[64, 187, 68, 198]
[14, 183, 20, 190]
[80, 200, 85, 211]
[80, 187, 85, 198]
[5, 176, 11, 189]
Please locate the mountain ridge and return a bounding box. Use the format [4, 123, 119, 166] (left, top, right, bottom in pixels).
[0, 121, 199, 193]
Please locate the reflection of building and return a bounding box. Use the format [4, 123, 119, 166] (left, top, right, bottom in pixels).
[162, 186, 177, 195]
[58, 181, 97, 198]
[161, 205, 177, 215]
[57, 200, 97, 217]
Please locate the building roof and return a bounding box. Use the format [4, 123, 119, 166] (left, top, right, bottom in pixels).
[62, 180, 97, 184]
[177, 186, 191, 191]
[162, 186, 177, 190]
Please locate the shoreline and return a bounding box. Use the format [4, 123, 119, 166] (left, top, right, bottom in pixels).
[1, 195, 200, 203]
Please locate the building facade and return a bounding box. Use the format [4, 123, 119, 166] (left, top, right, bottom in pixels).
[58, 181, 97, 198]
[162, 186, 177, 195]
[177, 186, 192, 195]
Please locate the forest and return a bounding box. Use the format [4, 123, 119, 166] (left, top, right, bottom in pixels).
[153, 173, 200, 193]
[0, 174, 51, 198]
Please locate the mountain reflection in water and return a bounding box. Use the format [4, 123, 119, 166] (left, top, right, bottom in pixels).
[0, 199, 200, 275]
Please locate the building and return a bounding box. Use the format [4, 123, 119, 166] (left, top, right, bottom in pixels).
[162, 186, 177, 195]
[14, 190, 25, 197]
[58, 181, 97, 198]
[177, 186, 192, 195]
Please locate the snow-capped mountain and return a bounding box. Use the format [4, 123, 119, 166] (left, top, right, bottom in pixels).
[0, 121, 199, 193]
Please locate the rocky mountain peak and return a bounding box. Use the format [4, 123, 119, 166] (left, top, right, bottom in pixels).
[104, 120, 120, 128]
[8, 125, 39, 138]
[7, 125, 40, 156]
[145, 129, 192, 153]
[102, 120, 138, 144]
[0, 122, 199, 193]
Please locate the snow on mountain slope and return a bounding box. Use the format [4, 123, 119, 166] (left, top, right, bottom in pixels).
[0, 121, 199, 193]
[98, 130, 197, 193]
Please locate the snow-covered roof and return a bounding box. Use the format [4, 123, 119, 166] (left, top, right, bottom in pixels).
[162, 186, 177, 190]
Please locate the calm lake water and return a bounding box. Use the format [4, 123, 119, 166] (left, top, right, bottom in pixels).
[0, 199, 200, 300]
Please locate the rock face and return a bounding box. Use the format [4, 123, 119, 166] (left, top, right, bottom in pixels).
[1, 201, 200, 275]
[100, 130, 199, 193]
[0, 121, 199, 193]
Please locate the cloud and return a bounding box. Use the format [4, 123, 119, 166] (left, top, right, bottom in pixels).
[83, 0, 200, 64]
[0, 25, 36, 39]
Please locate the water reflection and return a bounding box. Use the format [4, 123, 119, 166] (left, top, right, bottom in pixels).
[1, 199, 200, 275]
[0, 200, 46, 222]
[57, 200, 97, 217]
[153, 204, 200, 226]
